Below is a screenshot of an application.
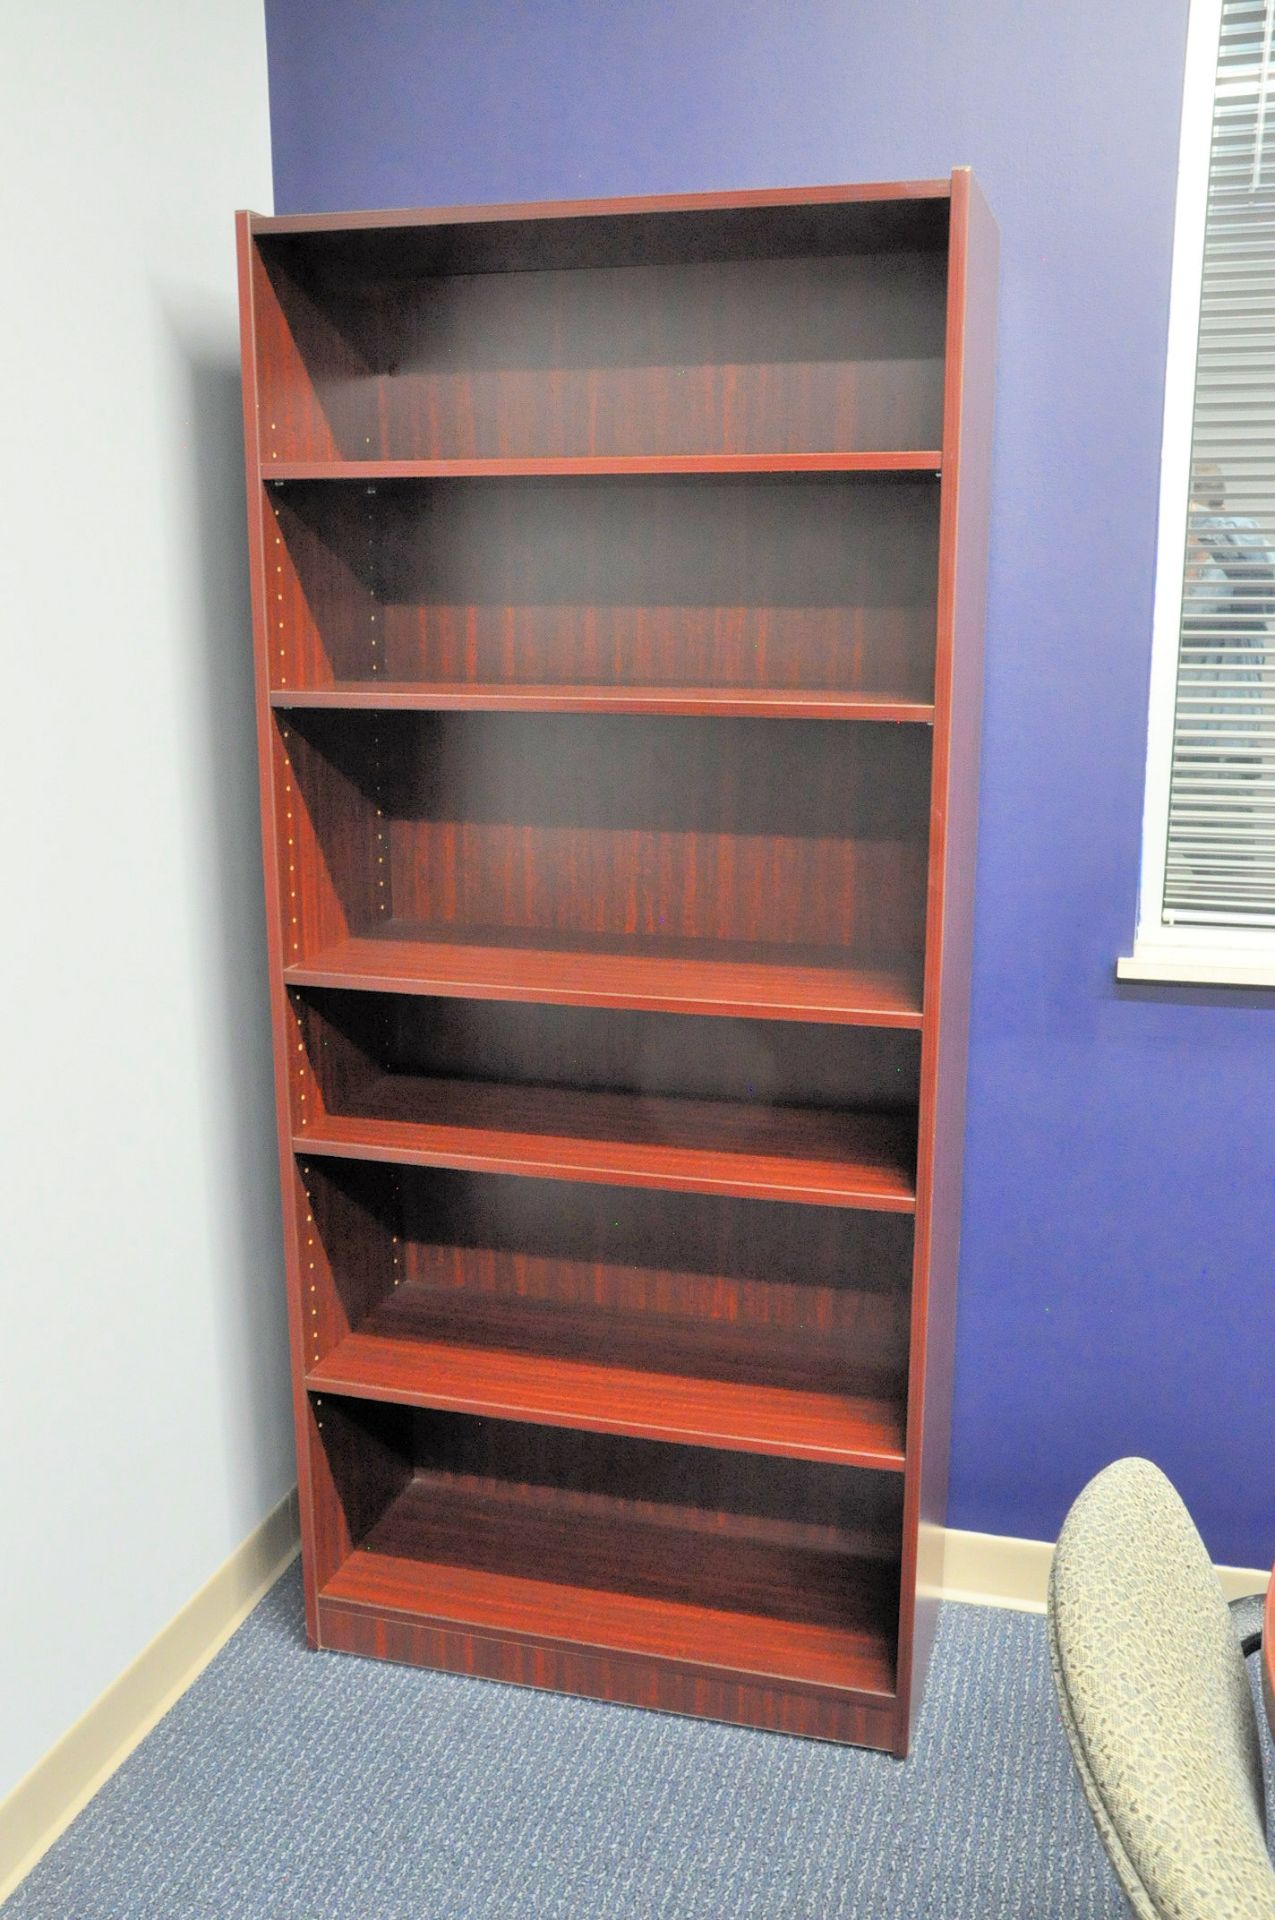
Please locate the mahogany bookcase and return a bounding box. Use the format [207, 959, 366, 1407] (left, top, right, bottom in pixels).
[235, 173, 996, 1757]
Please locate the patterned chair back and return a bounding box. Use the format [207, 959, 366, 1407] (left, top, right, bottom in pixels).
[1048, 1457, 1274, 1919]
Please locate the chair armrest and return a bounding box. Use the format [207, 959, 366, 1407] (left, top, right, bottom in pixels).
[1229, 1591, 1264, 1658]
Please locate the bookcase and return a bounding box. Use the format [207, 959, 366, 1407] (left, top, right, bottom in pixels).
[235, 173, 996, 1757]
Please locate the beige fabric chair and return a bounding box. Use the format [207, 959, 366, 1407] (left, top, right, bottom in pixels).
[1048, 1456, 1274, 1919]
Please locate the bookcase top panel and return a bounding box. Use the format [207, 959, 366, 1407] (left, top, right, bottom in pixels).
[244, 178, 954, 278]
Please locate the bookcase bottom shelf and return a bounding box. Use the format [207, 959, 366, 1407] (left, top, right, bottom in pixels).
[316, 1591, 899, 1748]
[317, 1470, 899, 1747]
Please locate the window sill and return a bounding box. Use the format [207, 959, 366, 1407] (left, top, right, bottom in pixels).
[1117, 945, 1275, 989]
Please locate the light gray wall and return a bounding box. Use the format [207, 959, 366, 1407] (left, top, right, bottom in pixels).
[1, 0, 290, 1801]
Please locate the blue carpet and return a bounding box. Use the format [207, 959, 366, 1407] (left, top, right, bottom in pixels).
[6, 1565, 1269, 1918]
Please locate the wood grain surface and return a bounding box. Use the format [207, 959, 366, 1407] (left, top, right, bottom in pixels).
[239, 175, 993, 1754]
[264, 468, 939, 702]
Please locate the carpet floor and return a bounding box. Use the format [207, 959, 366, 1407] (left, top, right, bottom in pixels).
[6, 1564, 1271, 1918]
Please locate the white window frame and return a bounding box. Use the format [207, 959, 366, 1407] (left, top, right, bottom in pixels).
[1119, 0, 1275, 987]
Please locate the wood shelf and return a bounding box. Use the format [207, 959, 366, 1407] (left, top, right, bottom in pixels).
[319, 1472, 898, 1700]
[261, 453, 943, 482]
[269, 685, 937, 722]
[305, 1287, 906, 1470]
[284, 927, 924, 1027]
[295, 1074, 917, 1210]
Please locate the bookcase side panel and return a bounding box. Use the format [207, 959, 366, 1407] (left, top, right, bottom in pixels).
[252, 236, 369, 464]
[895, 170, 998, 1753]
[237, 213, 328, 1641]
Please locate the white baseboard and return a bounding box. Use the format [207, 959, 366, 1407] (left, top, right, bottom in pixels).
[940, 1523, 1269, 1615]
[0, 1489, 300, 1906]
[940, 1525, 1054, 1613]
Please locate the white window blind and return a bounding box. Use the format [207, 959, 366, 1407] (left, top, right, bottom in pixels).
[1164, 0, 1275, 929]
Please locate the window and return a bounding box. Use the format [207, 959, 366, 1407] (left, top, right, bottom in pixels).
[1121, 0, 1275, 985]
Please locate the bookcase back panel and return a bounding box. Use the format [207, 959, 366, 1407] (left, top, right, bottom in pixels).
[277, 710, 932, 960]
[267, 475, 940, 698]
[297, 1158, 913, 1400]
[254, 248, 948, 461]
[311, 1397, 904, 1638]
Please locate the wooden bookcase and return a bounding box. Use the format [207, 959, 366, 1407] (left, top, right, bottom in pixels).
[235, 174, 996, 1757]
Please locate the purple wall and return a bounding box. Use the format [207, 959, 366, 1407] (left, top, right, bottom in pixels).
[263, 0, 1275, 1566]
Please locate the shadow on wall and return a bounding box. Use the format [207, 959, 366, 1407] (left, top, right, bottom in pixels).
[164, 301, 294, 1517]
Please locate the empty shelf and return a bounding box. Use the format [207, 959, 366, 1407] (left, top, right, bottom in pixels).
[284, 927, 925, 1028]
[263, 452, 943, 481]
[295, 1075, 917, 1210]
[269, 685, 936, 722]
[307, 1288, 907, 1469]
[320, 1472, 898, 1698]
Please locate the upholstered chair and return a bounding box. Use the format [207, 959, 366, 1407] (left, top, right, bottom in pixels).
[1048, 1456, 1273, 1919]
